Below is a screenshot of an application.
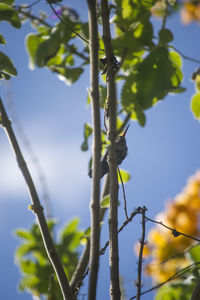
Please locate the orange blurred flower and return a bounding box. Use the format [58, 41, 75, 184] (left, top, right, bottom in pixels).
[181, 1, 200, 24]
[137, 171, 200, 283]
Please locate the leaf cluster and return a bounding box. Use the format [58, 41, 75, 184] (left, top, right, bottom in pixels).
[15, 218, 83, 299]
[0, 0, 20, 79]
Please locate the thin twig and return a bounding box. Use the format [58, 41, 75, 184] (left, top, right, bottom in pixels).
[117, 167, 128, 220]
[129, 262, 200, 299]
[100, 207, 143, 256]
[5, 84, 53, 219]
[0, 98, 73, 300]
[47, 0, 89, 45]
[136, 206, 147, 300]
[145, 216, 200, 243]
[170, 46, 200, 64]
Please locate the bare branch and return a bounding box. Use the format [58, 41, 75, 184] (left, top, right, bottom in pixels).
[136, 206, 147, 300]
[0, 98, 73, 300]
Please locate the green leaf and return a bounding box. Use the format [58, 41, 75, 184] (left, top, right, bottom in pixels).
[159, 28, 174, 44]
[121, 74, 146, 126]
[0, 51, 17, 77]
[155, 285, 181, 300]
[19, 275, 40, 292]
[191, 93, 200, 121]
[101, 195, 110, 208]
[20, 259, 37, 275]
[169, 51, 183, 87]
[0, 3, 21, 28]
[26, 34, 44, 69]
[15, 243, 37, 261]
[15, 229, 35, 241]
[0, 34, 6, 44]
[35, 33, 61, 67]
[50, 66, 83, 85]
[81, 123, 92, 151]
[59, 218, 83, 251]
[118, 169, 131, 184]
[0, 0, 15, 4]
[99, 84, 107, 108]
[187, 244, 200, 263]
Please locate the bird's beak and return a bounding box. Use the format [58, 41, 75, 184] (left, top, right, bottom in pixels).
[122, 123, 130, 137]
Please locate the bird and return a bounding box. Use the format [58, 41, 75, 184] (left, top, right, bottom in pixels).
[89, 124, 129, 179]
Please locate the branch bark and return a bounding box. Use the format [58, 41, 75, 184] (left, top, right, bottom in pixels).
[101, 1, 121, 299]
[0, 98, 73, 300]
[87, 1, 102, 299]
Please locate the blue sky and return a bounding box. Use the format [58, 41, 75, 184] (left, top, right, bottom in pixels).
[1, 1, 200, 299]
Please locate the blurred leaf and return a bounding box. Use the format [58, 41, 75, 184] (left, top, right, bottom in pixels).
[15, 229, 35, 241]
[35, 32, 60, 67]
[101, 195, 110, 208]
[118, 169, 131, 184]
[155, 285, 181, 300]
[26, 34, 44, 69]
[0, 51, 17, 77]
[15, 243, 37, 261]
[51, 66, 83, 85]
[20, 259, 37, 275]
[0, 0, 15, 4]
[116, 116, 123, 130]
[159, 28, 174, 44]
[0, 34, 6, 44]
[191, 93, 200, 121]
[59, 218, 83, 251]
[99, 84, 107, 108]
[0, 3, 21, 28]
[187, 244, 200, 263]
[81, 123, 92, 151]
[19, 275, 40, 292]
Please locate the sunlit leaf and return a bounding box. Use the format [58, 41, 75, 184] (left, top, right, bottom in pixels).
[101, 195, 110, 208]
[81, 123, 92, 151]
[52, 66, 83, 85]
[187, 244, 200, 263]
[0, 3, 21, 28]
[118, 169, 131, 184]
[191, 93, 200, 121]
[0, 51, 17, 77]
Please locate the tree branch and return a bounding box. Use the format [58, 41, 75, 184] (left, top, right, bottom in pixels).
[87, 1, 101, 300]
[136, 206, 147, 300]
[101, 1, 121, 299]
[0, 98, 73, 300]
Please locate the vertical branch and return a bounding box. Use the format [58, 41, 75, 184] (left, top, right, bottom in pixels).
[0, 98, 73, 300]
[101, 1, 121, 299]
[136, 206, 147, 300]
[87, 1, 101, 300]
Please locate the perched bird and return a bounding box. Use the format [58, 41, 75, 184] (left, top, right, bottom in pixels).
[89, 124, 129, 179]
